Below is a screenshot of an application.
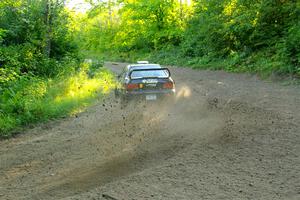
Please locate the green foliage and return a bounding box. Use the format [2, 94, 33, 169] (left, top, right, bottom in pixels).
[180, 0, 300, 76]
[0, 0, 80, 79]
[79, 0, 299, 77]
[0, 0, 89, 136]
[76, 0, 193, 53]
[0, 63, 115, 138]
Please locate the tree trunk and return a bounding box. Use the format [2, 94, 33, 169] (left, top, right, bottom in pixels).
[44, 0, 52, 58]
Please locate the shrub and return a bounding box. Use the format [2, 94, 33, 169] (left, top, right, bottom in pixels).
[0, 63, 115, 137]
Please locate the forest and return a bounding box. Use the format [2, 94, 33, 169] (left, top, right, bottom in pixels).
[0, 0, 299, 136]
[77, 0, 299, 74]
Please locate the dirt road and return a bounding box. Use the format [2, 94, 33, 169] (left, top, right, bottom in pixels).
[0, 62, 299, 200]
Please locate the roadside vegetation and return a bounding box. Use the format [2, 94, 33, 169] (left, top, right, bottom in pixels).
[0, 65, 114, 138]
[77, 0, 300, 77]
[0, 1, 114, 137]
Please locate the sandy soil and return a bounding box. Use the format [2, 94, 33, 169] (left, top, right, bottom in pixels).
[0, 62, 299, 200]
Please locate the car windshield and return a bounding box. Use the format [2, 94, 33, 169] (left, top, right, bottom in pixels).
[130, 69, 169, 79]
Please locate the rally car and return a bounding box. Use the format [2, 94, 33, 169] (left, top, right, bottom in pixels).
[114, 61, 175, 103]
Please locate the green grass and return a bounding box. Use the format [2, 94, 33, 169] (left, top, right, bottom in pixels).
[0, 62, 115, 138]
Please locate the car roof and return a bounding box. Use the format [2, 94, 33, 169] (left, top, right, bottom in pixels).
[127, 64, 161, 71]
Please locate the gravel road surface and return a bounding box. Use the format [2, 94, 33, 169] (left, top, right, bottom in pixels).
[0, 62, 299, 200]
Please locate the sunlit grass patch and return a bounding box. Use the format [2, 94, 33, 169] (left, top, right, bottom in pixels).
[0, 65, 115, 138]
